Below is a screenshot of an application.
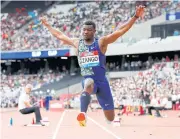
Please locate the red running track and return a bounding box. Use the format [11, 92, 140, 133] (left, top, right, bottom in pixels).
[1, 109, 180, 139]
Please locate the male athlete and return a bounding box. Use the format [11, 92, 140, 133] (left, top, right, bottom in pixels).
[41, 5, 145, 126]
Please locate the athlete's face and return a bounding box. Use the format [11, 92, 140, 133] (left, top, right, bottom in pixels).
[82, 25, 96, 40]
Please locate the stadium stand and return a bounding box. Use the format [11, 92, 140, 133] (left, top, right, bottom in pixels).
[1, 1, 180, 113]
[1, 1, 180, 51]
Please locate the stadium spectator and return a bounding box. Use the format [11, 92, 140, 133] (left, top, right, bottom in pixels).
[173, 30, 180, 36]
[1, 1, 180, 51]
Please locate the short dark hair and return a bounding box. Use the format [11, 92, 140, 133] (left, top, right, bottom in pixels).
[83, 20, 96, 29]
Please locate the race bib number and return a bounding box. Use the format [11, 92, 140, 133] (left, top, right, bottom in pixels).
[79, 51, 100, 68]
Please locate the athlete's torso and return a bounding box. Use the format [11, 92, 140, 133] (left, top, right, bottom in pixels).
[77, 38, 106, 80]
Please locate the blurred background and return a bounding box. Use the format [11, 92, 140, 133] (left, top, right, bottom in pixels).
[1, 0, 180, 111]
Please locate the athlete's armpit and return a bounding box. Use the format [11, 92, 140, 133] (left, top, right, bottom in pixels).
[71, 38, 79, 48]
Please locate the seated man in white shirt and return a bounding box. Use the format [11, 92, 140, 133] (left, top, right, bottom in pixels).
[146, 95, 162, 117]
[159, 94, 169, 117]
[18, 84, 44, 126]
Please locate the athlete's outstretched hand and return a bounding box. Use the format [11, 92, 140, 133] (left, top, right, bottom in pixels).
[135, 5, 145, 19]
[41, 17, 50, 27]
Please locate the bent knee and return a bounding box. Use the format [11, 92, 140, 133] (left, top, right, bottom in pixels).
[106, 115, 115, 122]
[106, 114, 115, 122]
[104, 110, 115, 121]
[34, 106, 40, 109]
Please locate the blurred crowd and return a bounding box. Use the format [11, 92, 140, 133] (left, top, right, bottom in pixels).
[1, 54, 180, 109]
[106, 55, 177, 72]
[110, 60, 180, 110]
[0, 69, 65, 108]
[106, 59, 151, 72]
[1, 1, 180, 109]
[1, 1, 180, 51]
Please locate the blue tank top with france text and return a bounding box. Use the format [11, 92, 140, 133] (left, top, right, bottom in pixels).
[77, 38, 106, 81]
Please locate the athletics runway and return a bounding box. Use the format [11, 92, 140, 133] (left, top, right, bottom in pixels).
[1, 108, 180, 139]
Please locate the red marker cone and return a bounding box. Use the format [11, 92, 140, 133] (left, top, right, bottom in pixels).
[32, 118, 35, 124]
[139, 106, 144, 115]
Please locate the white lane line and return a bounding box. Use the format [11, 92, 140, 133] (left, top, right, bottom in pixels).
[52, 111, 66, 139]
[87, 116, 122, 139]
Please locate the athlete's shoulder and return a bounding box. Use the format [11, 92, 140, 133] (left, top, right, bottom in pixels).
[97, 37, 104, 46]
[95, 37, 100, 44]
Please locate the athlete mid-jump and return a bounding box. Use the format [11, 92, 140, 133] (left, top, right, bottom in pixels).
[41, 5, 145, 126]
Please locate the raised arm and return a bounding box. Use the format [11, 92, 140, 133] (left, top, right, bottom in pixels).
[41, 18, 78, 48]
[100, 5, 145, 46]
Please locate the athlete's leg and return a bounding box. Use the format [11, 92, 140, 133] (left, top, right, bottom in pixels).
[103, 110, 115, 122]
[77, 91, 91, 126]
[80, 78, 97, 113]
[80, 92, 91, 113]
[77, 78, 97, 126]
[96, 78, 115, 122]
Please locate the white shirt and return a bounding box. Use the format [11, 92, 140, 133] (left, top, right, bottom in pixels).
[177, 94, 180, 100]
[161, 98, 168, 108]
[18, 92, 30, 110]
[171, 95, 177, 101]
[150, 98, 159, 107]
